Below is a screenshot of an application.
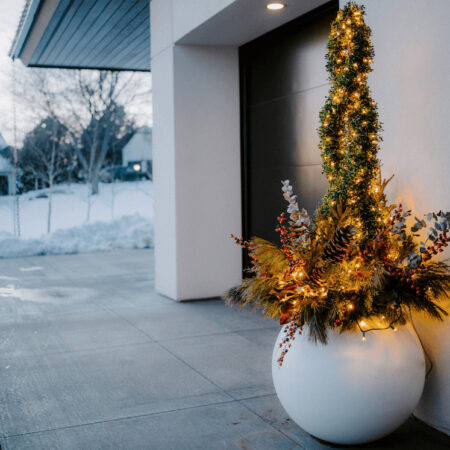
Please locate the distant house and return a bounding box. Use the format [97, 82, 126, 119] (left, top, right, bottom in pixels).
[0, 133, 15, 196]
[122, 126, 152, 175]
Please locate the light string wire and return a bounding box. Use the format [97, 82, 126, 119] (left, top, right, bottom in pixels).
[357, 307, 433, 378]
[356, 309, 403, 340]
[408, 306, 433, 379]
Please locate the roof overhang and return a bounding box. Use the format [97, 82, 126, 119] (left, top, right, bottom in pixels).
[10, 0, 150, 72]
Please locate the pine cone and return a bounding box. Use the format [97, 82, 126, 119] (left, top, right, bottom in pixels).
[321, 226, 355, 263]
[309, 226, 355, 286]
[309, 266, 326, 287]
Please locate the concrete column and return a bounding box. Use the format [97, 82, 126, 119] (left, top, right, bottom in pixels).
[172, 45, 242, 300]
[152, 45, 178, 299]
[151, 0, 242, 300]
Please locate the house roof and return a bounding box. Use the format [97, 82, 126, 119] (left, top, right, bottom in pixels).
[0, 133, 7, 151]
[10, 0, 150, 72]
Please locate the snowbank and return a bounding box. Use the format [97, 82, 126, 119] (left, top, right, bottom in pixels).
[0, 214, 153, 258]
[0, 180, 154, 239]
[0, 180, 154, 258]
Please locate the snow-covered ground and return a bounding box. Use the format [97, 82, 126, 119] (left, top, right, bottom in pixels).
[0, 181, 154, 258]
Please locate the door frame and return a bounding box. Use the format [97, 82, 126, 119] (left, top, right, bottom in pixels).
[238, 0, 338, 269]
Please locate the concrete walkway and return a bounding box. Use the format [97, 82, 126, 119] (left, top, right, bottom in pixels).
[0, 249, 448, 449]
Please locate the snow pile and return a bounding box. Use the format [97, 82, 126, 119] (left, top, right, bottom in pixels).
[0, 180, 154, 239]
[0, 180, 154, 258]
[0, 214, 153, 258]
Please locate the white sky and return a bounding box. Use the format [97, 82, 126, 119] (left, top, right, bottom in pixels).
[0, 1, 152, 147]
[0, 0, 24, 145]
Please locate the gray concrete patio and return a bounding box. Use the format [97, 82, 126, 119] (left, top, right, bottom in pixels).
[0, 249, 448, 449]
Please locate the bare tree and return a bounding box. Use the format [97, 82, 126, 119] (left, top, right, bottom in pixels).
[66, 72, 117, 194]
[59, 70, 150, 195]
[13, 70, 73, 233]
[11, 66, 151, 138]
[10, 66, 151, 222]
[19, 117, 74, 233]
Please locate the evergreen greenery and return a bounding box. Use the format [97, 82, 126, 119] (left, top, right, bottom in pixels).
[318, 2, 382, 242]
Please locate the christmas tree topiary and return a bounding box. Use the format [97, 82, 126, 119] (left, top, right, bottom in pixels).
[318, 2, 382, 242]
[225, 1, 449, 346]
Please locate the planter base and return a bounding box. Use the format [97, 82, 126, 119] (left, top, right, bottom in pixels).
[272, 323, 425, 445]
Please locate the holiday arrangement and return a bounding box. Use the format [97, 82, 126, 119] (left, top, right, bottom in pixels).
[225, 3, 449, 360]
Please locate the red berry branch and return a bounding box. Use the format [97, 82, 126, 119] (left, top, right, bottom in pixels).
[277, 313, 302, 367]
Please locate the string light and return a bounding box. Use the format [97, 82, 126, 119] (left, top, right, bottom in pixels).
[356, 312, 404, 341]
[319, 3, 382, 244]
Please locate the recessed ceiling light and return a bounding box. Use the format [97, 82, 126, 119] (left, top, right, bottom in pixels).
[267, 2, 286, 11]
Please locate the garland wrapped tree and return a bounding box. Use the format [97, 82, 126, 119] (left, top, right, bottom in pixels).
[225, 2, 449, 353]
[318, 4, 381, 242]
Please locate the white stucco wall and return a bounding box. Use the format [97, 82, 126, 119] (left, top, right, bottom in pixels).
[152, 43, 178, 299]
[173, 45, 242, 299]
[171, 0, 235, 42]
[151, 0, 242, 300]
[151, 0, 235, 57]
[347, 0, 450, 434]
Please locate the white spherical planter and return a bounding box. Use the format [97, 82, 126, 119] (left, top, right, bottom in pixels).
[272, 322, 425, 445]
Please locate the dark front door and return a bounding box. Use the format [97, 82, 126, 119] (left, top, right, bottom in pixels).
[240, 1, 337, 244]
